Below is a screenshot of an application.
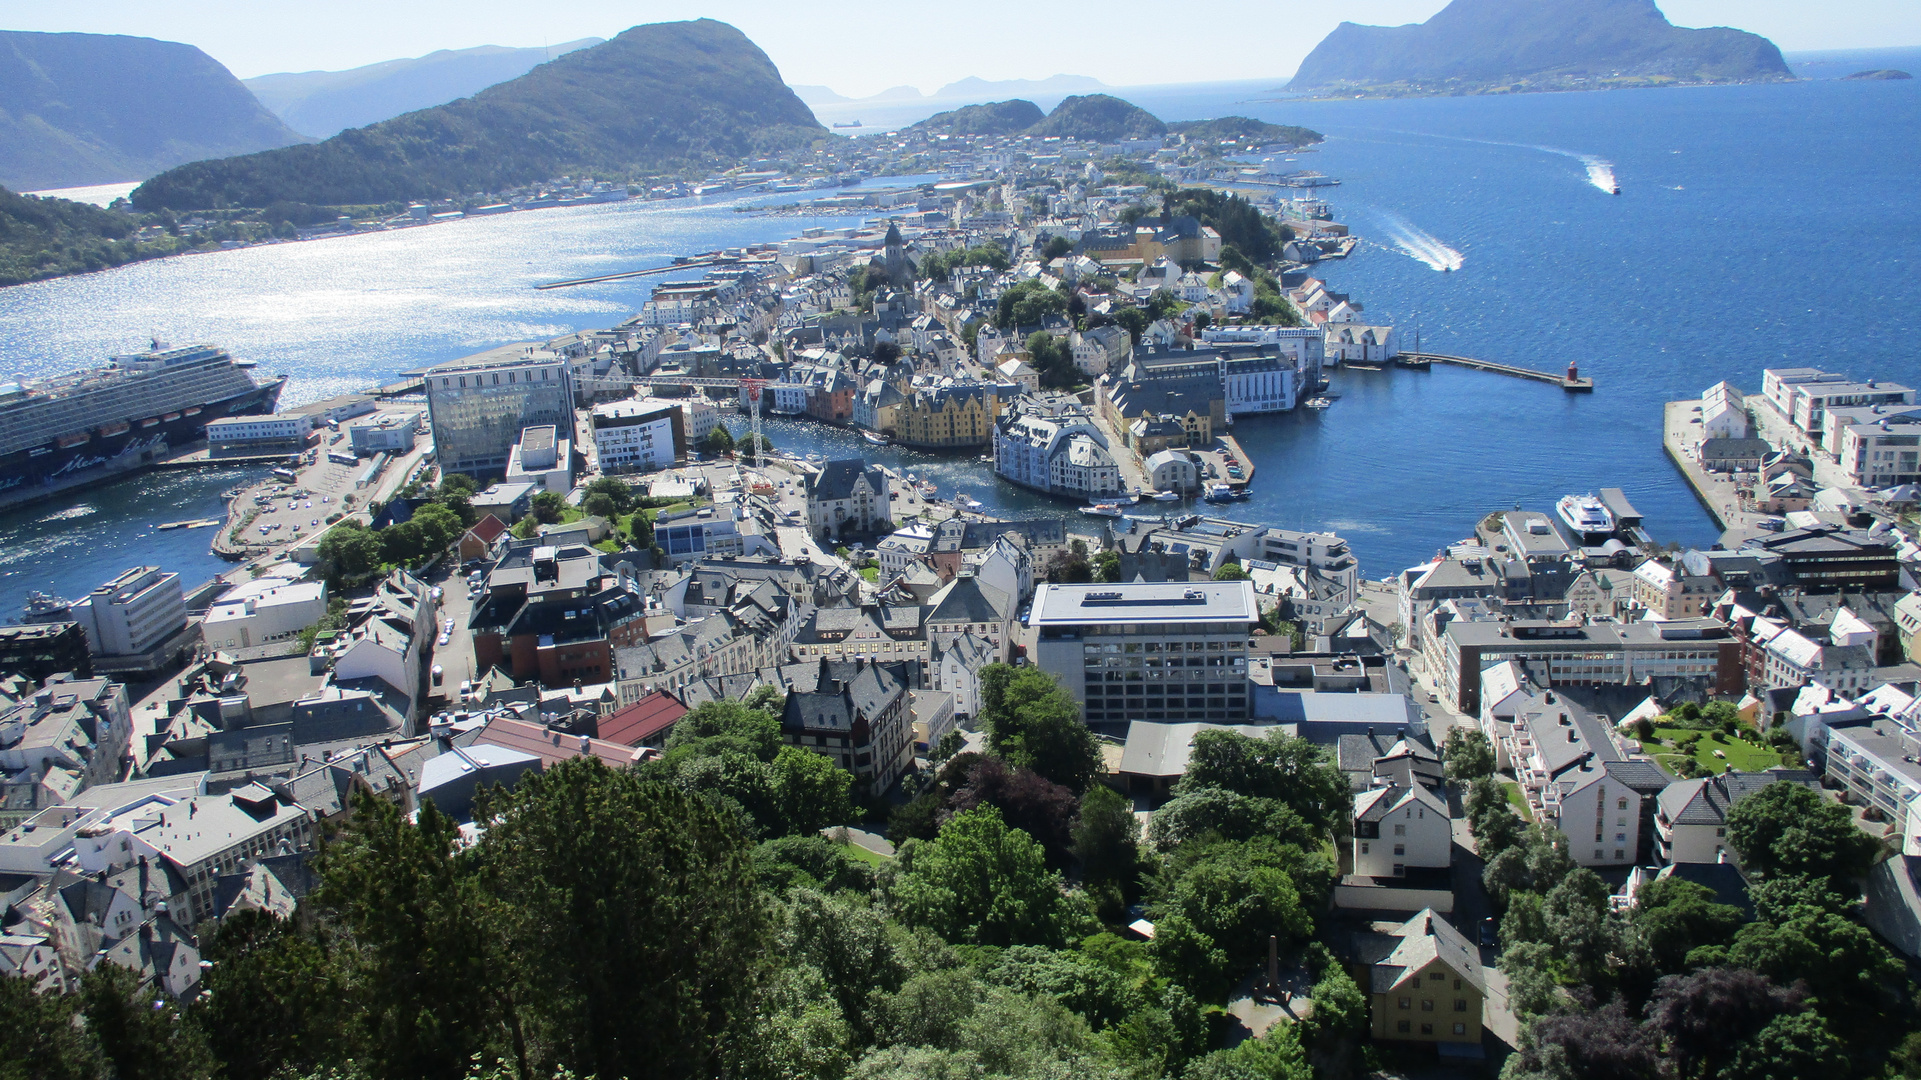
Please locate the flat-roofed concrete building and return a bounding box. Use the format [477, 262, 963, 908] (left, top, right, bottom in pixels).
[1030, 580, 1259, 725]
[1440, 616, 1742, 716]
[590, 400, 682, 473]
[71, 567, 197, 674]
[346, 411, 420, 456]
[205, 414, 313, 457]
[504, 424, 572, 493]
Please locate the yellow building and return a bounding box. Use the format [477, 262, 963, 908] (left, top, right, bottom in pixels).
[895, 383, 1003, 450]
[1365, 910, 1485, 1048]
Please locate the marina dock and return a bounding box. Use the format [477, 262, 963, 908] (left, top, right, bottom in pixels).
[1402, 352, 1594, 391]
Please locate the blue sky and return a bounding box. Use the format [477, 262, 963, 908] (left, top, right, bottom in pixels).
[7, 1, 1918, 96]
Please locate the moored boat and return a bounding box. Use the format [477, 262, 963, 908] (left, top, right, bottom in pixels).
[1081, 503, 1124, 517]
[1152, 490, 1182, 502]
[1556, 493, 1615, 541]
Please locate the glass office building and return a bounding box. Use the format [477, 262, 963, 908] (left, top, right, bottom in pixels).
[426, 347, 575, 477]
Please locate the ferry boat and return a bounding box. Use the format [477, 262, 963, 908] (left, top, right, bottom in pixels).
[0, 341, 286, 498]
[1556, 493, 1615, 541]
[1203, 483, 1249, 503]
[1081, 503, 1124, 517]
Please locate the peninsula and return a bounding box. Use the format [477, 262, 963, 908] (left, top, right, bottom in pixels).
[1289, 0, 1793, 97]
[130, 20, 825, 212]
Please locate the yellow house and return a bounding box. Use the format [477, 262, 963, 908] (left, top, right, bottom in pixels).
[1366, 910, 1484, 1048]
[895, 384, 1002, 450]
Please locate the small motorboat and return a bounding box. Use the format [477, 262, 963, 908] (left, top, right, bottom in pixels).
[861, 431, 892, 446]
[1305, 397, 1332, 410]
[1080, 503, 1124, 517]
[1152, 490, 1182, 502]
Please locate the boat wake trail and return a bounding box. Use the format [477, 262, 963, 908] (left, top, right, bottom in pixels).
[1373, 210, 1465, 272]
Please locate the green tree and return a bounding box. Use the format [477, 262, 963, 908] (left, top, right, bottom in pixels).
[1442, 728, 1495, 783]
[978, 664, 1102, 793]
[1295, 964, 1366, 1080]
[891, 805, 1068, 948]
[314, 791, 506, 1080]
[192, 910, 346, 1080]
[1725, 782, 1881, 893]
[1496, 940, 1562, 1021]
[1146, 787, 1317, 852]
[474, 759, 772, 1080]
[582, 492, 618, 520]
[315, 520, 384, 588]
[1211, 562, 1248, 582]
[1073, 784, 1141, 902]
[78, 964, 217, 1080]
[1092, 550, 1121, 582]
[0, 973, 105, 1080]
[701, 426, 736, 455]
[770, 745, 855, 834]
[1151, 841, 1313, 994]
[1025, 331, 1078, 389]
[1630, 877, 1744, 976]
[583, 476, 635, 515]
[530, 491, 568, 525]
[1701, 904, 1904, 1039]
[1176, 728, 1348, 835]
[1723, 1010, 1846, 1080]
[1113, 306, 1149, 344]
[996, 280, 1068, 330]
[1179, 1023, 1309, 1080]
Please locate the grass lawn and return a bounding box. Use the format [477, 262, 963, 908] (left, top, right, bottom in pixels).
[861, 566, 879, 582]
[839, 841, 891, 866]
[1647, 726, 1781, 776]
[1502, 781, 1534, 822]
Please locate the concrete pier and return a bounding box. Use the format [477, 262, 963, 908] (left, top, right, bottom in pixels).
[1403, 352, 1594, 392]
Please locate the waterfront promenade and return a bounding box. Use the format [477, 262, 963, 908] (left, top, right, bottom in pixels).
[1661, 399, 1767, 542]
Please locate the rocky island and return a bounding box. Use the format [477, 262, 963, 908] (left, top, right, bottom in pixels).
[1288, 0, 1793, 97]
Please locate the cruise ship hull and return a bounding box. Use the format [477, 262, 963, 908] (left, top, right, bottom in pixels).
[0, 376, 286, 499]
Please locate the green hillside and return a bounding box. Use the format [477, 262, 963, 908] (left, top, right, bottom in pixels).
[132, 20, 825, 212]
[1028, 94, 1167, 141]
[0, 186, 186, 287]
[1168, 117, 1322, 151]
[912, 99, 1045, 136]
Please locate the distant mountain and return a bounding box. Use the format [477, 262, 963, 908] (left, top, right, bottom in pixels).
[0, 30, 307, 191]
[131, 20, 824, 212]
[1028, 94, 1166, 141]
[791, 85, 851, 105]
[1167, 117, 1322, 150]
[932, 74, 1105, 100]
[913, 99, 1045, 136]
[244, 39, 602, 138]
[1845, 69, 1912, 81]
[1289, 0, 1791, 93]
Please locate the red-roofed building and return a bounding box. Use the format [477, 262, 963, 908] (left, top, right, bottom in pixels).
[459, 514, 511, 563]
[596, 690, 689, 748]
[469, 715, 656, 770]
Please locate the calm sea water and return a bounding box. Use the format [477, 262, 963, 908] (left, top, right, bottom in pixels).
[1, 80, 1916, 612]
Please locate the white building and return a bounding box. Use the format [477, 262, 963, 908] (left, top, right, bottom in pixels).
[201, 580, 328, 651]
[503, 425, 573, 493]
[1699, 381, 1749, 440]
[877, 521, 937, 577]
[1222, 353, 1297, 414]
[591, 400, 680, 473]
[1654, 768, 1818, 864]
[71, 567, 186, 658]
[204, 414, 312, 451]
[1837, 411, 1921, 488]
[1030, 580, 1259, 725]
[1353, 779, 1451, 878]
[346, 411, 420, 455]
[805, 459, 891, 539]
